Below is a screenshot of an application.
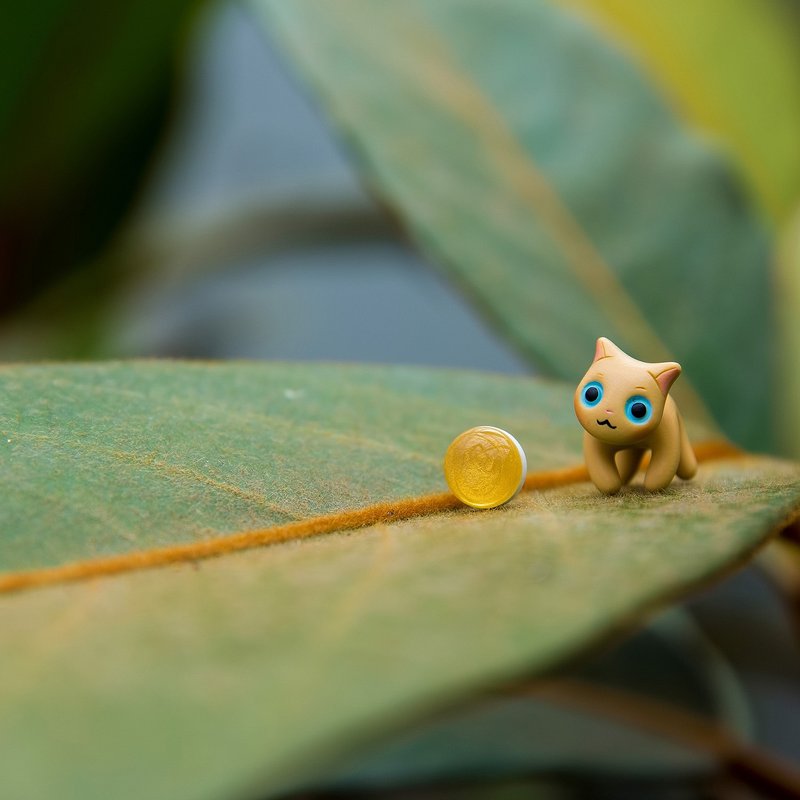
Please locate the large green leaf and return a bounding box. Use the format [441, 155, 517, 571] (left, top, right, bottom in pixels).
[257, 0, 773, 450]
[0, 362, 798, 800]
[285, 611, 750, 794]
[556, 0, 800, 223]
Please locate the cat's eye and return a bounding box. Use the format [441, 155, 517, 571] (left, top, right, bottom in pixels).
[625, 395, 652, 424]
[581, 381, 603, 407]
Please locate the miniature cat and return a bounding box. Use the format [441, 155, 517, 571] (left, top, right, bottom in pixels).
[574, 337, 697, 495]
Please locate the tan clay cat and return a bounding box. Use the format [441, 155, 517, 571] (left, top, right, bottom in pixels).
[574, 337, 697, 494]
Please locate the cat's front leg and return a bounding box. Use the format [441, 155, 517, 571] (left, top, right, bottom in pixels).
[643, 419, 681, 491]
[584, 433, 622, 495]
[615, 448, 643, 485]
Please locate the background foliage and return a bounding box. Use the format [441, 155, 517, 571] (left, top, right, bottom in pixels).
[2, 1, 800, 798]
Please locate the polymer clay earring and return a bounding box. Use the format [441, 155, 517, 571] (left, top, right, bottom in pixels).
[574, 337, 697, 495]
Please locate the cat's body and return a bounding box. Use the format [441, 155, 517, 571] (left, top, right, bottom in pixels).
[574, 337, 697, 494]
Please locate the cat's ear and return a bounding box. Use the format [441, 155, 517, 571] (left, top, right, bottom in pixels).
[650, 362, 681, 395]
[593, 336, 625, 361]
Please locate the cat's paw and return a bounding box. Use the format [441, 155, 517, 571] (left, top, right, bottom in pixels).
[643, 473, 675, 492]
[593, 476, 623, 495]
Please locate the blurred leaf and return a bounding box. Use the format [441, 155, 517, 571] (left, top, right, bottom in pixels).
[0, 362, 798, 800]
[282, 611, 750, 795]
[777, 208, 800, 455]
[258, 0, 773, 450]
[0, 0, 200, 313]
[287, 696, 713, 796]
[556, 0, 800, 223]
[757, 537, 800, 641]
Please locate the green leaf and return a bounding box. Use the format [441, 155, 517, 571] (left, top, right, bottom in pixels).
[295, 696, 712, 795]
[256, 0, 773, 450]
[0, 362, 797, 800]
[777, 208, 800, 456]
[555, 0, 800, 223]
[286, 611, 749, 794]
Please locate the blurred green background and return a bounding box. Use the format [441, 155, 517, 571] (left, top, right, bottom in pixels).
[0, 0, 534, 370]
[2, 1, 800, 797]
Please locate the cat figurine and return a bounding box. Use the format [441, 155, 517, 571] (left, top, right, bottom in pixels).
[574, 337, 697, 495]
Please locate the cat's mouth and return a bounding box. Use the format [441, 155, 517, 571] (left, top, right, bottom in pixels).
[596, 419, 617, 429]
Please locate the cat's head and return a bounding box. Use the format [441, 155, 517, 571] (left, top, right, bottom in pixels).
[574, 337, 681, 444]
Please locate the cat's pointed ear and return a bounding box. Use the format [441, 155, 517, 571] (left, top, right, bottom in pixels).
[593, 336, 625, 361]
[650, 362, 681, 395]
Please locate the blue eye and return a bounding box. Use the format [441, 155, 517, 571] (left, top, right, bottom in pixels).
[581, 381, 603, 407]
[625, 395, 652, 424]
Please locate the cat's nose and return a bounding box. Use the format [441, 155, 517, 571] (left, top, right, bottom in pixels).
[605, 409, 614, 414]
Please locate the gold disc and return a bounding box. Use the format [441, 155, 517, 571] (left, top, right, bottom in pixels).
[443, 426, 527, 509]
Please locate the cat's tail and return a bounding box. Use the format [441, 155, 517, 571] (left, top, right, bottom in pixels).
[676, 415, 698, 480]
